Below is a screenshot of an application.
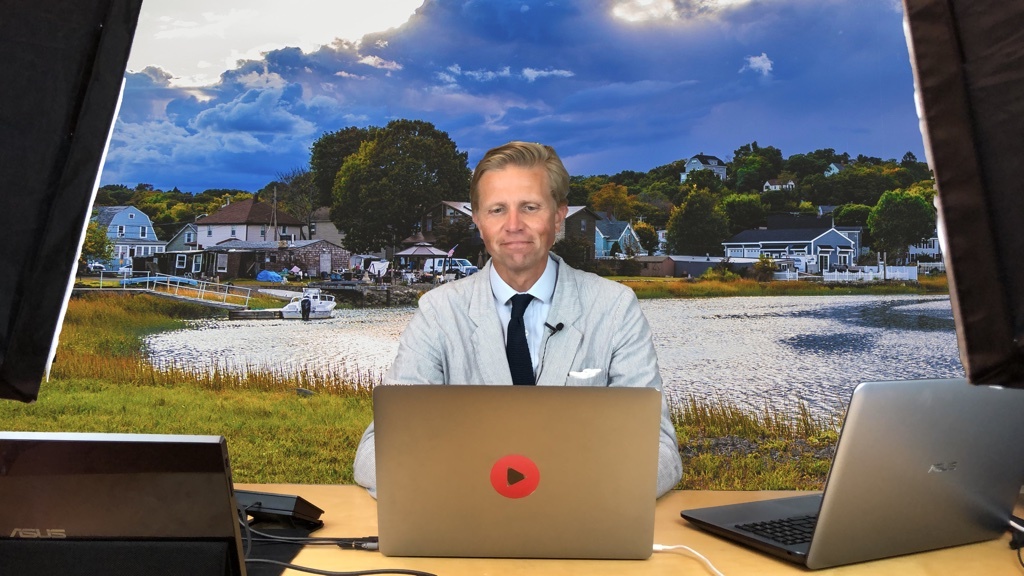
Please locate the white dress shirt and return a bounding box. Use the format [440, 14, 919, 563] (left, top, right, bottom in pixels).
[489, 256, 558, 374]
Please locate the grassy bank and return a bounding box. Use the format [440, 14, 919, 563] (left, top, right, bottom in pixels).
[2, 291, 839, 489]
[620, 274, 948, 299]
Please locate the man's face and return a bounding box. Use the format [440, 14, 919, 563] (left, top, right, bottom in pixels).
[473, 165, 568, 288]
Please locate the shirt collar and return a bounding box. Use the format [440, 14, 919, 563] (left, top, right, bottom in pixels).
[489, 255, 558, 304]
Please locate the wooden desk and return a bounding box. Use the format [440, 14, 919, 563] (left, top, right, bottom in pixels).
[237, 484, 1024, 575]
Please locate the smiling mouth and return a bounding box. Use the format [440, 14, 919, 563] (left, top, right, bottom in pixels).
[502, 240, 533, 248]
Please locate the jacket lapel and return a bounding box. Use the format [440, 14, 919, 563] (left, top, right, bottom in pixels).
[468, 262, 513, 385]
[536, 255, 583, 386]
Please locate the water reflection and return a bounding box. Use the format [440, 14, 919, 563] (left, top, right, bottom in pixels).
[644, 295, 962, 415]
[145, 294, 962, 416]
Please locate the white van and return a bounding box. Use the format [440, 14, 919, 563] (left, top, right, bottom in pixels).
[423, 257, 478, 278]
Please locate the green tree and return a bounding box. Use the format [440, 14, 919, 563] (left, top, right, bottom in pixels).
[816, 165, 901, 206]
[80, 221, 113, 265]
[310, 126, 375, 207]
[569, 175, 608, 206]
[433, 216, 480, 264]
[633, 221, 660, 255]
[95, 184, 132, 205]
[900, 152, 932, 182]
[589, 183, 634, 220]
[633, 183, 674, 228]
[331, 120, 470, 254]
[753, 254, 776, 282]
[783, 153, 828, 181]
[833, 204, 872, 227]
[551, 234, 592, 268]
[731, 142, 783, 193]
[761, 187, 799, 212]
[641, 158, 689, 187]
[665, 188, 730, 256]
[867, 189, 936, 261]
[721, 193, 766, 234]
[274, 167, 319, 238]
[682, 168, 726, 198]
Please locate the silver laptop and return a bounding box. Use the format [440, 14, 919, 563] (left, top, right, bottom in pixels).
[681, 378, 1024, 569]
[373, 385, 662, 559]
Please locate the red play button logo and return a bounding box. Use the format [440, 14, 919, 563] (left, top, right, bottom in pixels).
[490, 454, 540, 498]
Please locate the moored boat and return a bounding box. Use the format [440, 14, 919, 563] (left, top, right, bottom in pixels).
[281, 288, 336, 320]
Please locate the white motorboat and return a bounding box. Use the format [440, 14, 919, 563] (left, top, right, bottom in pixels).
[281, 288, 336, 320]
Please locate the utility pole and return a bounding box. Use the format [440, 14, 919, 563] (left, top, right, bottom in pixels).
[272, 185, 279, 241]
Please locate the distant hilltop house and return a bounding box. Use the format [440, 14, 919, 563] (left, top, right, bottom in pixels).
[92, 206, 166, 268]
[194, 197, 305, 248]
[680, 153, 727, 182]
[824, 162, 846, 177]
[763, 179, 796, 192]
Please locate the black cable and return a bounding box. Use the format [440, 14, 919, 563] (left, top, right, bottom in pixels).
[1009, 515, 1024, 569]
[240, 521, 378, 547]
[237, 508, 433, 576]
[243, 559, 436, 576]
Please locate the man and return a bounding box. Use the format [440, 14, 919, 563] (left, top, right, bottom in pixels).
[353, 141, 682, 497]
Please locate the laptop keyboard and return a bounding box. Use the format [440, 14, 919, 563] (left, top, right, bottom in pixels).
[736, 514, 818, 545]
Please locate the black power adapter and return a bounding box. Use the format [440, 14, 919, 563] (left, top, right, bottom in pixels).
[235, 489, 325, 531]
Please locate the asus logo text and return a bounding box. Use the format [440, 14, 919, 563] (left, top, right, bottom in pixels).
[9, 528, 67, 539]
[927, 462, 958, 473]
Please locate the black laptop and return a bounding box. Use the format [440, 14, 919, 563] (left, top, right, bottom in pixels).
[0, 432, 246, 576]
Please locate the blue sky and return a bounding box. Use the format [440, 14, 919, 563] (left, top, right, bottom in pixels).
[101, 0, 921, 192]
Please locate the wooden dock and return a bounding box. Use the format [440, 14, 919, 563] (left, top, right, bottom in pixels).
[228, 309, 282, 320]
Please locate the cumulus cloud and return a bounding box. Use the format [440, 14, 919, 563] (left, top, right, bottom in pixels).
[740, 52, 773, 77]
[443, 64, 513, 83]
[522, 68, 575, 82]
[358, 55, 403, 71]
[103, 0, 924, 191]
[611, 0, 754, 22]
[235, 70, 289, 90]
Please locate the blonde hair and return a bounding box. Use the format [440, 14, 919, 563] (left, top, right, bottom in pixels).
[470, 141, 570, 211]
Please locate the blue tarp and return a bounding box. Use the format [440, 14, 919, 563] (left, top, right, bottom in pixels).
[257, 270, 283, 282]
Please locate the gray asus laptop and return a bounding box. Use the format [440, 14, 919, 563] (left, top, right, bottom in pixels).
[682, 378, 1024, 569]
[373, 385, 662, 559]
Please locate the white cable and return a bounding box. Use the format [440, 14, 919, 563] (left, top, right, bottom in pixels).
[1010, 519, 1024, 533]
[653, 543, 726, 576]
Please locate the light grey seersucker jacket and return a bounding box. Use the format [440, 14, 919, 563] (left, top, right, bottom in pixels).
[352, 253, 683, 497]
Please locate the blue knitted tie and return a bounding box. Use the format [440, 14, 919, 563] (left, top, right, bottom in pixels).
[506, 293, 535, 385]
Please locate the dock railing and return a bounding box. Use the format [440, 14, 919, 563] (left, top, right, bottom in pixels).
[150, 273, 252, 308]
[97, 271, 251, 308]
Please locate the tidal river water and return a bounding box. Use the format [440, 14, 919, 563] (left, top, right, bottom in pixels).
[145, 294, 963, 416]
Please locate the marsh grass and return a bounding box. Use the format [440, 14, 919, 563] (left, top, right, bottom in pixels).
[6, 291, 846, 488]
[674, 397, 842, 490]
[5, 292, 377, 483]
[620, 275, 948, 299]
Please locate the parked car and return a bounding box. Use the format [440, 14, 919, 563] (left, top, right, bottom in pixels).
[422, 257, 478, 278]
[117, 264, 133, 275]
[85, 262, 105, 273]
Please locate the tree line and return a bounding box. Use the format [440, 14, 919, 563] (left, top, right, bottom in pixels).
[94, 120, 937, 265]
